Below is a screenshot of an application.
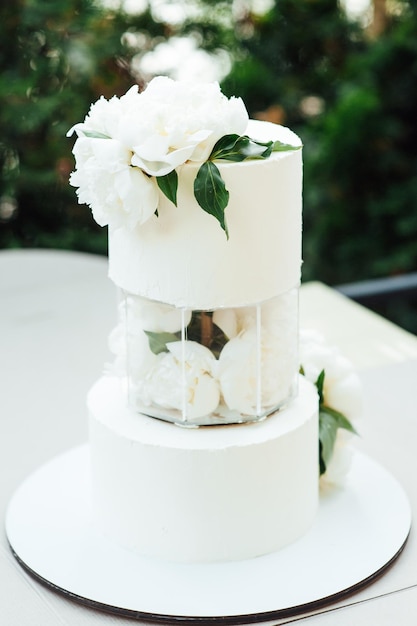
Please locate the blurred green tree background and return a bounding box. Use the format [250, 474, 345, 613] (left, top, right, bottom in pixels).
[1, 0, 417, 327]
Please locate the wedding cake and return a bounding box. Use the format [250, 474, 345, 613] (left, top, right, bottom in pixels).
[68, 77, 357, 564]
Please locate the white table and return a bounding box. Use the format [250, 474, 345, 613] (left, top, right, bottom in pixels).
[1, 248, 417, 625]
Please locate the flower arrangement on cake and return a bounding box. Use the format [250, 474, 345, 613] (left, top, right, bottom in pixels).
[67, 76, 306, 428]
[67, 77, 300, 238]
[68, 76, 360, 486]
[299, 329, 361, 485]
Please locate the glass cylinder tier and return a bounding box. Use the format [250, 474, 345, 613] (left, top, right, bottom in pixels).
[109, 288, 299, 427]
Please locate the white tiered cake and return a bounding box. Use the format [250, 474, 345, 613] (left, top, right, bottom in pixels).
[69, 77, 319, 563]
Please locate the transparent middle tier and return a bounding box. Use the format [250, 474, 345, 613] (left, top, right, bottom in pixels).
[109, 289, 299, 427]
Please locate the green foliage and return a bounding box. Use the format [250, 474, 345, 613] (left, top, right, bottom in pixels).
[2, 0, 417, 334]
[194, 160, 230, 236]
[144, 310, 229, 359]
[303, 3, 417, 287]
[144, 330, 179, 355]
[0, 0, 165, 252]
[193, 133, 301, 235]
[313, 369, 357, 475]
[157, 170, 178, 207]
[221, 0, 363, 125]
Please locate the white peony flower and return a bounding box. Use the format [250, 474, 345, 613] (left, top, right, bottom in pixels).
[137, 340, 220, 420]
[218, 293, 298, 415]
[299, 329, 362, 486]
[299, 329, 362, 423]
[128, 76, 249, 175]
[67, 85, 141, 139]
[68, 79, 248, 230]
[68, 91, 159, 229]
[217, 329, 259, 414]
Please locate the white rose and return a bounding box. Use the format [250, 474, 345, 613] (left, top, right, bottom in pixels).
[137, 341, 220, 420]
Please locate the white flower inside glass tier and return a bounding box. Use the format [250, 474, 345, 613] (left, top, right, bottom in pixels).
[108, 290, 299, 426]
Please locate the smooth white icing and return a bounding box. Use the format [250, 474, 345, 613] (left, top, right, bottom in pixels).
[108, 120, 302, 309]
[88, 375, 319, 563]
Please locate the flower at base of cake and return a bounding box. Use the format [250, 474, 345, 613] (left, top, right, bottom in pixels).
[135, 341, 220, 420]
[299, 329, 362, 422]
[67, 77, 248, 231]
[299, 329, 362, 486]
[320, 431, 355, 486]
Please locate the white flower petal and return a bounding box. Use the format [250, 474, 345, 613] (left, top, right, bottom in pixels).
[129, 298, 192, 334]
[186, 374, 220, 419]
[324, 372, 363, 422]
[136, 340, 219, 419]
[132, 143, 196, 177]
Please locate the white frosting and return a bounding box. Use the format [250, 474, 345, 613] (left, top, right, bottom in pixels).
[108, 120, 302, 309]
[88, 375, 319, 563]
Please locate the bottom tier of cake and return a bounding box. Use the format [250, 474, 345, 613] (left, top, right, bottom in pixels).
[88, 375, 319, 563]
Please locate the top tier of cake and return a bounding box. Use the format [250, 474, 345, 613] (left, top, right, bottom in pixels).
[108, 119, 302, 309]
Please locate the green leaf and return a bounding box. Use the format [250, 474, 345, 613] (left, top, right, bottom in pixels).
[319, 441, 326, 476]
[82, 130, 111, 139]
[300, 367, 358, 475]
[144, 330, 180, 355]
[318, 406, 358, 475]
[319, 408, 339, 475]
[321, 406, 358, 435]
[194, 161, 229, 237]
[210, 134, 273, 162]
[210, 134, 243, 161]
[272, 140, 302, 152]
[315, 369, 325, 404]
[240, 138, 273, 159]
[157, 170, 178, 206]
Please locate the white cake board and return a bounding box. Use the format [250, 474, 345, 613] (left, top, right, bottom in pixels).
[5, 445, 411, 623]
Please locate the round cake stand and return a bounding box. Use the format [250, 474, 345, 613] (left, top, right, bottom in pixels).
[5, 445, 411, 624]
